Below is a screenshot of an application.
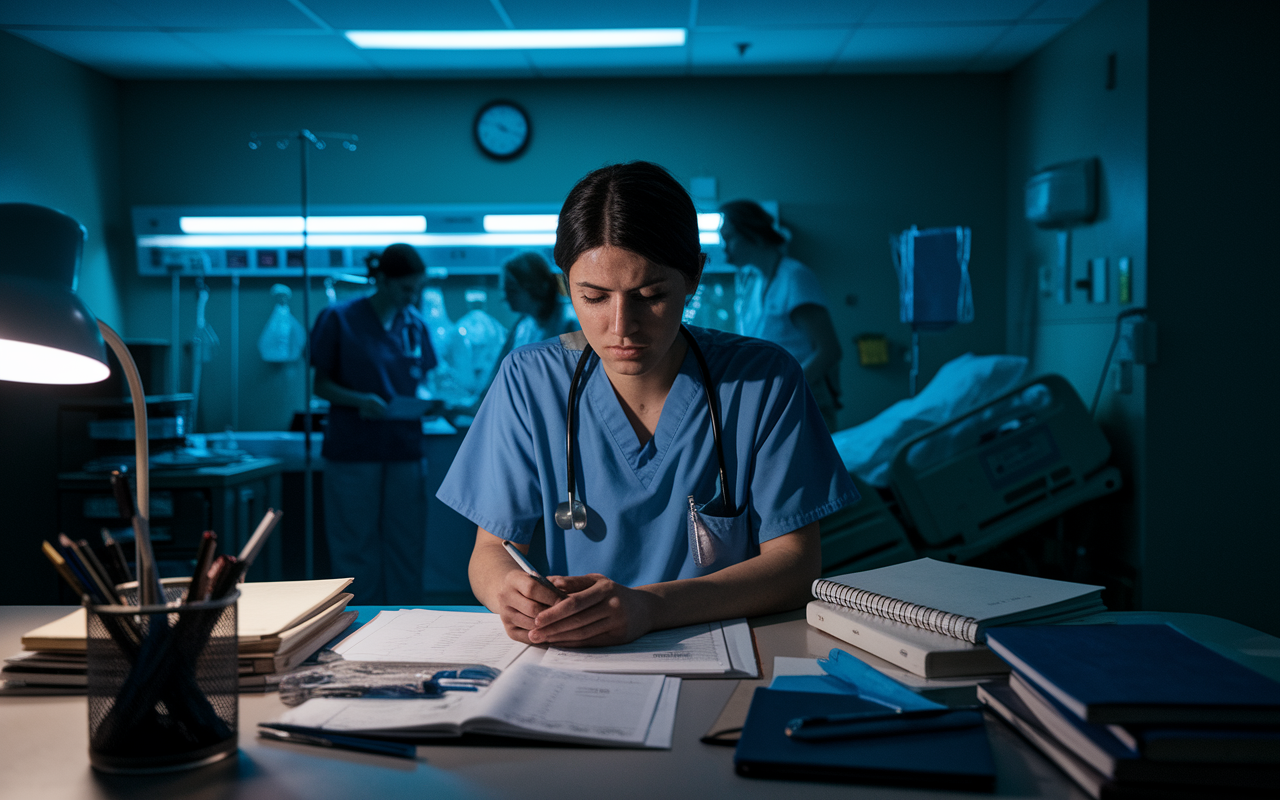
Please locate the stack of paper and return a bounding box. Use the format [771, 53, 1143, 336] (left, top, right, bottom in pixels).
[3, 579, 356, 694]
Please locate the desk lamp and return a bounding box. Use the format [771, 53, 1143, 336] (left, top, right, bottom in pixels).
[0, 203, 160, 602]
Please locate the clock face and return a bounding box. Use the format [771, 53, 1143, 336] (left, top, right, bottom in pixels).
[474, 101, 530, 160]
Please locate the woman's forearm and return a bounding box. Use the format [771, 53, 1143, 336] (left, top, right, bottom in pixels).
[638, 522, 821, 631]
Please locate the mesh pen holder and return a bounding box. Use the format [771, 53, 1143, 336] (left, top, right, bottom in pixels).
[86, 579, 239, 773]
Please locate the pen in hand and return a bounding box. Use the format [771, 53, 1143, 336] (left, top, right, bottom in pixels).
[501, 540, 569, 600]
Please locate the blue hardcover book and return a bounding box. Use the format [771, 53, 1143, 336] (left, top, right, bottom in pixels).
[985, 625, 1280, 725]
[733, 688, 995, 791]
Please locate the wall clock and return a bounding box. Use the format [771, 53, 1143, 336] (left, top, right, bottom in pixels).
[474, 100, 531, 161]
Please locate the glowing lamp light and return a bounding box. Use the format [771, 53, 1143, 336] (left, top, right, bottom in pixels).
[346, 29, 687, 50]
[0, 339, 110, 384]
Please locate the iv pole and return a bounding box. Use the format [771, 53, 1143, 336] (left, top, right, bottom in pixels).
[249, 129, 358, 579]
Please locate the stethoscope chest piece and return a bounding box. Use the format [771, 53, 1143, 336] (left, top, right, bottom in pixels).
[555, 499, 588, 531]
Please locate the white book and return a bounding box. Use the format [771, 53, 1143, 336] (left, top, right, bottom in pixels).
[539, 618, 758, 678]
[806, 601, 1009, 678]
[811, 558, 1105, 643]
[275, 662, 680, 748]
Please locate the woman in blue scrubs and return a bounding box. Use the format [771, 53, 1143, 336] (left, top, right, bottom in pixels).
[311, 243, 436, 605]
[438, 163, 858, 645]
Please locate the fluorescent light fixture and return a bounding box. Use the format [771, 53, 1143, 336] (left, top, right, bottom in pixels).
[346, 29, 686, 50]
[140, 232, 558, 249]
[697, 213, 723, 232]
[699, 232, 722, 246]
[484, 214, 559, 232]
[179, 216, 426, 234]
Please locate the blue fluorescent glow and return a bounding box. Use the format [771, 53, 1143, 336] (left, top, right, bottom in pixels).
[345, 29, 687, 50]
[179, 216, 427, 234]
[697, 213, 723, 232]
[700, 232, 722, 246]
[483, 214, 559, 232]
[141, 232, 558, 249]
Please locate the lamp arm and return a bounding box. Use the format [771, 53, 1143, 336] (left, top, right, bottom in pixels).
[98, 321, 157, 597]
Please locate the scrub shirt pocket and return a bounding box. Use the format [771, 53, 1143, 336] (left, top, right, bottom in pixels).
[687, 497, 753, 573]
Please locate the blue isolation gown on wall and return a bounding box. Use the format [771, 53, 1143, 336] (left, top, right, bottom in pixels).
[437, 326, 859, 587]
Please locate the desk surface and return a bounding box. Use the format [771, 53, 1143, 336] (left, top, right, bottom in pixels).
[4, 607, 1276, 800]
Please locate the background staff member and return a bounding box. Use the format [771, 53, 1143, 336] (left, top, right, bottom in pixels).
[438, 162, 858, 646]
[311, 243, 435, 605]
[721, 200, 844, 431]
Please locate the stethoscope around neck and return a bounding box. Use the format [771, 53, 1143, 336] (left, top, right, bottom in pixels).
[554, 325, 734, 532]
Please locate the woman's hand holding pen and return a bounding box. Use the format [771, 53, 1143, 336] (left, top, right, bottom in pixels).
[527, 574, 655, 648]
[491, 569, 568, 644]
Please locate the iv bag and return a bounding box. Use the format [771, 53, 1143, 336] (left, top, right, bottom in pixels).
[448, 290, 508, 397]
[258, 284, 307, 363]
[891, 226, 974, 331]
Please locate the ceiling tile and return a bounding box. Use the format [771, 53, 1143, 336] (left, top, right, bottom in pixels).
[525, 44, 688, 71]
[862, 0, 1041, 25]
[170, 31, 374, 73]
[1026, 0, 1104, 21]
[354, 47, 535, 74]
[502, 0, 689, 29]
[0, 1, 153, 26]
[299, 0, 504, 31]
[835, 25, 1007, 72]
[967, 20, 1067, 70]
[110, 0, 319, 29]
[7, 29, 230, 77]
[696, 0, 873, 27]
[690, 28, 850, 69]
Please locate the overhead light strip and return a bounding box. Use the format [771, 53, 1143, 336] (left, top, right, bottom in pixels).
[179, 216, 427, 234]
[345, 29, 687, 50]
[140, 233, 558, 249]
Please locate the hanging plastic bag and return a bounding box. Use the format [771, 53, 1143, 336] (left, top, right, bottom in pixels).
[258, 284, 307, 363]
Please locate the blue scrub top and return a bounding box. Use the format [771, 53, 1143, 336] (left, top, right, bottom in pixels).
[437, 326, 858, 587]
[311, 297, 437, 462]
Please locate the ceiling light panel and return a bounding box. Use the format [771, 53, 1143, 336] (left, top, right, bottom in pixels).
[300, 0, 506, 31]
[347, 29, 686, 49]
[696, 0, 874, 27]
[500, 0, 689, 29]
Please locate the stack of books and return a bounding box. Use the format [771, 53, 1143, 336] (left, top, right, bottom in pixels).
[3, 578, 356, 694]
[979, 624, 1280, 798]
[807, 558, 1107, 678]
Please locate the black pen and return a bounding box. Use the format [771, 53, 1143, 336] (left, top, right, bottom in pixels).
[258, 725, 418, 759]
[786, 706, 984, 741]
[101, 528, 133, 584]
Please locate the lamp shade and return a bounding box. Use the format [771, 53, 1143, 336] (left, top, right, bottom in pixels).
[0, 203, 109, 384]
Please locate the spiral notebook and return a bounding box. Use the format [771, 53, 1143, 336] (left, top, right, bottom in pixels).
[811, 558, 1105, 644]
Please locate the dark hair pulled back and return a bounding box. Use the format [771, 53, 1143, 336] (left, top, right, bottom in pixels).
[554, 161, 705, 281]
[503, 250, 561, 320]
[719, 199, 785, 248]
[365, 242, 426, 279]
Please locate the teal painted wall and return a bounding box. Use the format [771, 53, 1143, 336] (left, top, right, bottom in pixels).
[115, 75, 1009, 433]
[1005, 0, 1148, 607]
[0, 31, 126, 604]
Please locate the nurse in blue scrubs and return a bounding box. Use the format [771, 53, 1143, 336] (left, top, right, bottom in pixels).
[311, 243, 436, 605]
[437, 162, 858, 646]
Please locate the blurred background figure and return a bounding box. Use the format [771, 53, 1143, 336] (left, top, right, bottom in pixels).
[310, 242, 436, 604]
[720, 200, 844, 430]
[501, 251, 579, 351]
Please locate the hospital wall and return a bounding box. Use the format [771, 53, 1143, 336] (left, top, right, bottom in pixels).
[1008, 0, 1280, 637]
[113, 74, 1010, 433]
[0, 31, 128, 604]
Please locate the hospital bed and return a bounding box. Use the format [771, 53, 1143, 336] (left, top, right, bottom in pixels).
[820, 368, 1122, 575]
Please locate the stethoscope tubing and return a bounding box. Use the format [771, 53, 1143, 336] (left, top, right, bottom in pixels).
[562, 325, 733, 527]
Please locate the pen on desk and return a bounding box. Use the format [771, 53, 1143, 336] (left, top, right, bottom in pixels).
[501, 540, 569, 600]
[101, 528, 133, 585]
[785, 706, 985, 741]
[186, 531, 218, 603]
[258, 725, 418, 759]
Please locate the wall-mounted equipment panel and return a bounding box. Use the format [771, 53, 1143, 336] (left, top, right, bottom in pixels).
[1024, 158, 1099, 228]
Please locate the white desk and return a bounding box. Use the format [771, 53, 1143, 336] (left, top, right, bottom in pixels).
[3, 606, 1276, 800]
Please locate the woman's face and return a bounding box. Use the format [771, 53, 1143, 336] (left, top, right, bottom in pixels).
[567, 246, 697, 380]
[377, 273, 428, 311]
